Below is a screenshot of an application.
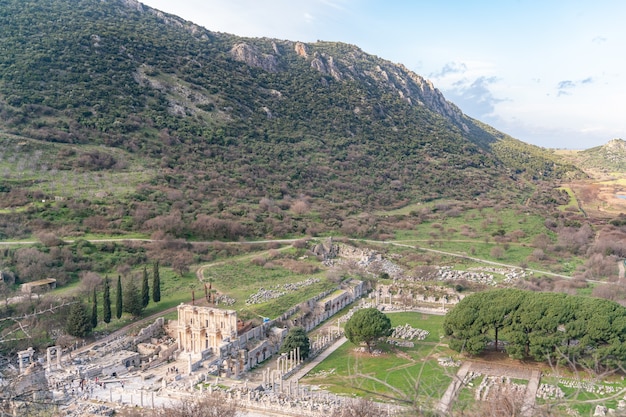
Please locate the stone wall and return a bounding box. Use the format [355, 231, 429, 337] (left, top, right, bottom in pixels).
[133, 317, 164, 345]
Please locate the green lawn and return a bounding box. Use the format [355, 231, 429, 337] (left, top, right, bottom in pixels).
[302, 312, 455, 406]
[557, 187, 580, 212]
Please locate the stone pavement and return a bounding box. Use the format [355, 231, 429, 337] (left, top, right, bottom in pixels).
[287, 336, 347, 382]
[437, 361, 471, 414]
[522, 370, 542, 417]
[436, 361, 541, 415]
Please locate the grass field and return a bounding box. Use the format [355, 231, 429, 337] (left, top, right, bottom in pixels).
[557, 187, 582, 213]
[302, 312, 454, 406]
[0, 134, 155, 201]
[201, 258, 337, 319]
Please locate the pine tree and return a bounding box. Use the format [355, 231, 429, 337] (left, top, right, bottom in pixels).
[280, 326, 310, 359]
[116, 275, 123, 319]
[103, 276, 111, 325]
[123, 277, 143, 317]
[66, 301, 92, 337]
[91, 287, 98, 329]
[141, 266, 150, 308]
[152, 261, 161, 303]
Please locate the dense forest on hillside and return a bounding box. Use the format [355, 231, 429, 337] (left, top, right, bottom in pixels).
[0, 0, 586, 245]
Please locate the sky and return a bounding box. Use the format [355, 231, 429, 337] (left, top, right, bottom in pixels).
[140, 0, 626, 149]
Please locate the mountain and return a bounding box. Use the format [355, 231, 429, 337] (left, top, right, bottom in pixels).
[0, 0, 583, 239]
[558, 139, 626, 174]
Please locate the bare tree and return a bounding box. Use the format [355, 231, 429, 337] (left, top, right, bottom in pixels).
[35, 231, 64, 247]
[79, 271, 103, 298]
[291, 199, 310, 215]
[13, 247, 53, 282]
[134, 394, 239, 417]
[329, 398, 380, 417]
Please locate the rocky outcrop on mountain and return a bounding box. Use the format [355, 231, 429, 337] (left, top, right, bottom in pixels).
[310, 53, 343, 81]
[228, 39, 468, 131]
[601, 138, 626, 163]
[294, 42, 308, 58]
[123, 0, 474, 139]
[121, 0, 143, 12]
[230, 43, 280, 73]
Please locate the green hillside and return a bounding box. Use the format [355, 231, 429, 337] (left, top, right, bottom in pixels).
[562, 139, 626, 174]
[0, 0, 583, 240]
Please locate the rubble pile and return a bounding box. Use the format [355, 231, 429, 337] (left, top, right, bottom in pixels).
[245, 287, 285, 305]
[437, 357, 461, 367]
[475, 376, 526, 401]
[437, 266, 496, 286]
[390, 324, 429, 341]
[215, 294, 236, 305]
[536, 384, 565, 400]
[245, 278, 321, 305]
[468, 267, 533, 284]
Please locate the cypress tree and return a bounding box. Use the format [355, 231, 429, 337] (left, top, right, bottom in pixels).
[141, 266, 150, 308]
[116, 275, 123, 319]
[103, 276, 111, 325]
[67, 301, 92, 337]
[91, 287, 98, 329]
[152, 261, 161, 303]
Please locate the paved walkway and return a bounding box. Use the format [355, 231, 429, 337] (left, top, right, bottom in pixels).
[437, 362, 471, 414]
[522, 370, 542, 417]
[437, 361, 541, 415]
[287, 336, 347, 381]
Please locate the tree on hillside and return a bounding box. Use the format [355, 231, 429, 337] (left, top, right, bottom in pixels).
[344, 308, 392, 353]
[123, 277, 143, 317]
[103, 276, 111, 325]
[141, 266, 150, 308]
[152, 261, 161, 303]
[91, 287, 98, 329]
[66, 301, 92, 338]
[280, 326, 310, 360]
[115, 275, 123, 319]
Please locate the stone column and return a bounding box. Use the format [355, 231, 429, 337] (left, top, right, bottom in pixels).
[17, 348, 34, 375]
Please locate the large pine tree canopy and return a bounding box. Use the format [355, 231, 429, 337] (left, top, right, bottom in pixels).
[443, 289, 626, 369]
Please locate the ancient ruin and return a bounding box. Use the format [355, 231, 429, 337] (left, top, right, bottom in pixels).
[176, 305, 238, 355]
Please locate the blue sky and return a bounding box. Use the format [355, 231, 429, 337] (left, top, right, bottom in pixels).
[140, 0, 626, 149]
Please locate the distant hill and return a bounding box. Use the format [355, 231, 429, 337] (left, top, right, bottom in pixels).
[559, 139, 626, 174]
[0, 0, 584, 239]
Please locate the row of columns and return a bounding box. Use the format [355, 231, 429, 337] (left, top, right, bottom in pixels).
[276, 347, 301, 374]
